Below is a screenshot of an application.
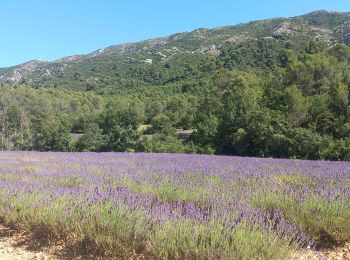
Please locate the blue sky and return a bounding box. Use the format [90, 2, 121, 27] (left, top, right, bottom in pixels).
[0, 0, 349, 67]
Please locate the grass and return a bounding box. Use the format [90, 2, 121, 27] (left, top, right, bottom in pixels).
[53, 176, 87, 188]
[250, 191, 350, 245]
[274, 174, 317, 188]
[0, 191, 297, 259]
[0, 192, 150, 257]
[150, 220, 295, 260]
[121, 177, 209, 203]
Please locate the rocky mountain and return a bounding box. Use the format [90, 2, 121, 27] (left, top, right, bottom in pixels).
[1, 10, 349, 92]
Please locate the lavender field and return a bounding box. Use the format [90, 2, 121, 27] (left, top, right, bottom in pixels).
[0, 152, 349, 259]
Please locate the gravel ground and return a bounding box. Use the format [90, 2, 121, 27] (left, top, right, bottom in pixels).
[0, 224, 54, 260]
[294, 243, 350, 260]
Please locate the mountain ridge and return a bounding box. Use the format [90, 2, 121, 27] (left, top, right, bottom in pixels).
[1, 10, 349, 90]
[2, 10, 349, 67]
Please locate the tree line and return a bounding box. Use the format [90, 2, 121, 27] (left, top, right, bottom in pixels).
[1, 41, 350, 160]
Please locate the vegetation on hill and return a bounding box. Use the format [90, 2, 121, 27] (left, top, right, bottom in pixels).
[1, 11, 350, 160]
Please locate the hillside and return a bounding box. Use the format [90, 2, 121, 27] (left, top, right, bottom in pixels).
[0, 10, 350, 160]
[1, 10, 350, 92]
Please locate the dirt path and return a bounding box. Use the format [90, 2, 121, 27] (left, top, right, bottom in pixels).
[0, 224, 54, 260]
[294, 243, 350, 260]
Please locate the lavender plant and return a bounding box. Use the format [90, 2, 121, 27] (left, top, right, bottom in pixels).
[0, 152, 349, 259]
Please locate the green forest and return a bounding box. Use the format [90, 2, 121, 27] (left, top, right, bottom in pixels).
[1, 39, 350, 160]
